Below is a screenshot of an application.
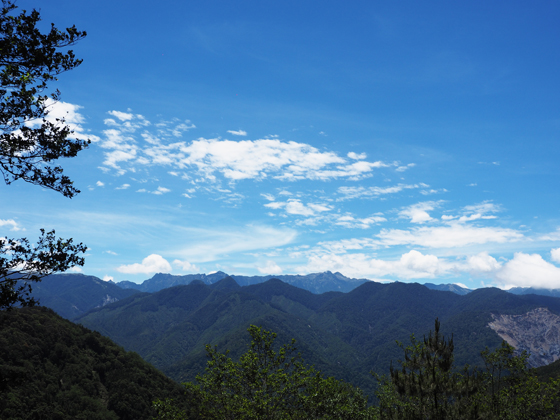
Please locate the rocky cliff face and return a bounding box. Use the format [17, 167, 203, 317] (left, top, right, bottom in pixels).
[488, 307, 560, 368]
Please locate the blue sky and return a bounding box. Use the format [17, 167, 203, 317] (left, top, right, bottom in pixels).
[2, 0, 560, 289]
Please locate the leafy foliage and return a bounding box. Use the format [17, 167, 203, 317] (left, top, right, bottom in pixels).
[0, 0, 89, 196]
[376, 320, 560, 420]
[377, 319, 481, 419]
[0, 0, 88, 310]
[154, 325, 375, 420]
[0, 229, 86, 310]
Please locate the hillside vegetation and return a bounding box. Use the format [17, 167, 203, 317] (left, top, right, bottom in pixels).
[0, 307, 189, 420]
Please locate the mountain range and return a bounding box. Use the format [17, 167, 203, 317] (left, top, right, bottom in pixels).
[73, 275, 560, 397]
[24, 271, 560, 398]
[116, 271, 560, 299]
[115, 271, 369, 294]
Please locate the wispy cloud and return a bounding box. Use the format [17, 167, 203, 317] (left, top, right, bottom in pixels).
[136, 186, 171, 195]
[172, 259, 199, 272]
[175, 225, 297, 263]
[0, 219, 22, 231]
[396, 163, 416, 172]
[377, 224, 523, 248]
[227, 129, 247, 136]
[265, 199, 332, 217]
[335, 214, 386, 229]
[337, 183, 424, 200]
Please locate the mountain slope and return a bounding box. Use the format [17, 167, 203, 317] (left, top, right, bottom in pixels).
[29, 273, 139, 320]
[0, 307, 189, 420]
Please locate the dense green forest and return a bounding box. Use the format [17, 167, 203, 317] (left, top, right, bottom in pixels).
[154, 322, 560, 420]
[0, 307, 190, 420]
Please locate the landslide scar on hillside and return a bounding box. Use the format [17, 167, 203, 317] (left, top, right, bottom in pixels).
[488, 307, 560, 368]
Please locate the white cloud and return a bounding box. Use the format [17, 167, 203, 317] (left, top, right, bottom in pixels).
[172, 259, 199, 272]
[102, 275, 114, 282]
[153, 186, 171, 195]
[116, 184, 130, 190]
[463, 201, 500, 216]
[261, 193, 275, 201]
[377, 224, 523, 248]
[399, 201, 441, 224]
[264, 202, 285, 210]
[297, 249, 451, 280]
[286, 200, 316, 216]
[495, 252, 560, 289]
[337, 184, 421, 200]
[396, 163, 416, 172]
[105, 111, 150, 132]
[67, 266, 83, 273]
[227, 129, 247, 136]
[312, 238, 379, 254]
[117, 254, 172, 274]
[540, 228, 560, 241]
[99, 125, 393, 181]
[458, 214, 497, 222]
[171, 122, 196, 137]
[400, 250, 440, 276]
[552, 248, 560, 263]
[96, 181, 105, 187]
[104, 250, 118, 255]
[257, 260, 283, 275]
[0, 219, 22, 231]
[136, 186, 171, 195]
[440, 201, 500, 224]
[420, 188, 447, 195]
[265, 199, 332, 217]
[108, 110, 134, 121]
[347, 152, 367, 160]
[335, 214, 386, 229]
[99, 129, 138, 171]
[466, 252, 502, 273]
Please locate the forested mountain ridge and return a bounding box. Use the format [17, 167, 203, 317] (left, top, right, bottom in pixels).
[0, 307, 190, 420]
[77, 277, 560, 397]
